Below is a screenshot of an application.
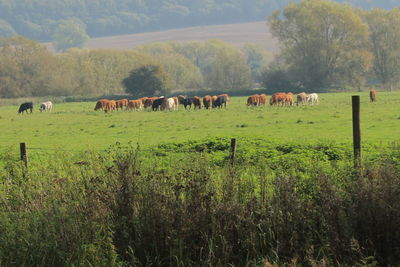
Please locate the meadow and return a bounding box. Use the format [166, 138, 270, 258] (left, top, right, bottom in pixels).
[1, 92, 400, 266]
[1, 91, 399, 157]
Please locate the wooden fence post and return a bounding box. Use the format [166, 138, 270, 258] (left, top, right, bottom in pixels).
[20, 142, 28, 177]
[230, 138, 237, 165]
[352, 96, 361, 169]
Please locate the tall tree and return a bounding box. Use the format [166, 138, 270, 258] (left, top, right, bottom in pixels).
[269, 0, 372, 90]
[122, 65, 171, 97]
[52, 19, 89, 52]
[206, 45, 252, 90]
[0, 36, 57, 97]
[364, 8, 400, 90]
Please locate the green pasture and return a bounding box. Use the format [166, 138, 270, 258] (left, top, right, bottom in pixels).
[0, 92, 399, 154]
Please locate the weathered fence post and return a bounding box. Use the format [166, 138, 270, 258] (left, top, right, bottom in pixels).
[230, 138, 237, 165]
[20, 142, 28, 176]
[352, 96, 361, 169]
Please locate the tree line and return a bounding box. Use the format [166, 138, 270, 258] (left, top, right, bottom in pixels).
[0, 0, 397, 48]
[1, 0, 399, 98]
[0, 36, 269, 98]
[263, 0, 400, 91]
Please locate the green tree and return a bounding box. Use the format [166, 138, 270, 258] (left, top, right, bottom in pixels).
[152, 53, 204, 91]
[0, 36, 57, 97]
[243, 43, 271, 83]
[206, 45, 252, 90]
[364, 8, 400, 90]
[52, 19, 89, 52]
[122, 65, 171, 97]
[269, 0, 372, 90]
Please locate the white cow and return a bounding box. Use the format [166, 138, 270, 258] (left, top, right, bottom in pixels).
[161, 98, 176, 111]
[307, 93, 319, 105]
[39, 101, 53, 112]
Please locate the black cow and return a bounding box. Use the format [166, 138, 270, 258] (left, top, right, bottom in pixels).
[182, 98, 192, 109]
[18, 102, 33, 114]
[214, 95, 227, 109]
[152, 97, 164, 111]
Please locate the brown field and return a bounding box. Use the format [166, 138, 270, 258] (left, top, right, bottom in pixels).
[47, 21, 278, 53]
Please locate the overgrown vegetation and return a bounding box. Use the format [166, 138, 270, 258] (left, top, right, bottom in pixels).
[0, 37, 257, 98]
[263, 0, 400, 91]
[1, 139, 399, 266]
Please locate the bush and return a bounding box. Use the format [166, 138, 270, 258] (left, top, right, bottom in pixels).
[0, 141, 400, 265]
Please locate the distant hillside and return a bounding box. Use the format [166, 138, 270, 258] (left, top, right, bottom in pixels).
[54, 22, 278, 53]
[0, 0, 397, 42]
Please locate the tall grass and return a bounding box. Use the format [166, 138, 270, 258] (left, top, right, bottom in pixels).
[0, 141, 399, 266]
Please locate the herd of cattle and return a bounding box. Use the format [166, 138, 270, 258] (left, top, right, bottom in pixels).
[94, 92, 321, 113]
[94, 94, 229, 112]
[16, 90, 378, 114]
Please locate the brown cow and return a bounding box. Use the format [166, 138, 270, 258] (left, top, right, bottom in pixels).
[285, 92, 294, 106]
[296, 92, 307, 105]
[144, 97, 159, 108]
[270, 93, 287, 106]
[104, 100, 116, 113]
[203, 95, 212, 109]
[138, 97, 149, 105]
[94, 99, 109, 111]
[218, 94, 229, 104]
[258, 94, 267, 106]
[247, 95, 259, 106]
[192, 96, 201, 109]
[370, 89, 377, 102]
[115, 99, 128, 110]
[127, 100, 143, 111]
[211, 96, 218, 108]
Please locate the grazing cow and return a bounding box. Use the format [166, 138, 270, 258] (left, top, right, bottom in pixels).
[116, 99, 128, 110]
[296, 92, 307, 105]
[258, 94, 267, 106]
[104, 100, 117, 113]
[18, 102, 33, 114]
[211, 95, 218, 108]
[94, 99, 109, 111]
[218, 94, 229, 103]
[161, 98, 176, 111]
[370, 89, 377, 102]
[172, 97, 179, 110]
[152, 97, 165, 111]
[39, 101, 52, 112]
[203, 95, 212, 109]
[214, 95, 227, 109]
[144, 97, 158, 109]
[247, 94, 259, 106]
[178, 95, 187, 103]
[182, 98, 192, 109]
[138, 97, 149, 105]
[285, 92, 294, 106]
[307, 93, 319, 105]
[192, 96, 202, 109]
[270, 93, 287, 106]
[127, 100, 143, 111]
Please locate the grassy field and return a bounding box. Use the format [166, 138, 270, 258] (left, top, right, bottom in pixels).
[0, 91, 399, 155]
[1, 91, 400, 266]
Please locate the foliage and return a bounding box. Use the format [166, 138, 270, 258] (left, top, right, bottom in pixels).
[364, 8, 400, 89]
[122, 65, 171, 97]
[269, 0, 372, 90]
[0, 139, 400, 265]
[52, 19, 90, 52]
[0, 36, 58, 98]
[244, 43, 272, 83]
